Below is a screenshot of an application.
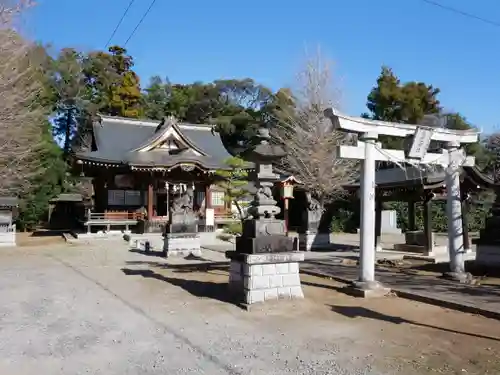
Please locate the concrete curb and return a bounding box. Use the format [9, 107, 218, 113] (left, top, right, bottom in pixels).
[300, 268, 500, 321]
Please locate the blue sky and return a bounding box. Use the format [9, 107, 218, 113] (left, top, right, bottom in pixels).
[25, 0, 500, 132]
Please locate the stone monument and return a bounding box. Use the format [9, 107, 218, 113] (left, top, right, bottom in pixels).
[380, 210, 401, 235]
[163, 186, 202, 257]
[298, 192, 330, 250]
[476, 188, 500, 265]
[226, 127, 304, 307]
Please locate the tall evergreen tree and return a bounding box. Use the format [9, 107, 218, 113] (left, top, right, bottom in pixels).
[142, 76, 170, 120]
[84, 46, 142, 118]
[364, 66, 441, 149]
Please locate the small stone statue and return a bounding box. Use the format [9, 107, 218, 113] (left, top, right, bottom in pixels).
[305, 192, 323, 224]
[171, 186, 194, 218]
[257, 185, 273, 201]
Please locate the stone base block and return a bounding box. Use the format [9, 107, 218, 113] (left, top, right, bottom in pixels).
[299, 232, 330, 251]
[344, 280, 391, 298]
[476, 244, 500, 266]
[393, 243, 448, 257]
[163, 233, 201, 257]
[226, 252, 305, 305]
[128, 233, 164, 250]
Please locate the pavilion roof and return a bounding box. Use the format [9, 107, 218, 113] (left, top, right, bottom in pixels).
[75, 115, 234, 171]
[0, 197, 18, 208]
[344, 165, 495, 191]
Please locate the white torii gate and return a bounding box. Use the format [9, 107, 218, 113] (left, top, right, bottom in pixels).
[324, 108, 480, 293]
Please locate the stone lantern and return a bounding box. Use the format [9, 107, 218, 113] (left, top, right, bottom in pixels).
[225, 127, 304, 307]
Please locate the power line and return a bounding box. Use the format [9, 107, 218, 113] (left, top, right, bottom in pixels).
[419, 0, 500, 28]
[104, 0, 136, 49]
[124, 0, 158, 47]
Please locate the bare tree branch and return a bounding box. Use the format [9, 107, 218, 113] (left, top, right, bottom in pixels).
[271, 48, 358, 204]
[0, 0, 47, 195]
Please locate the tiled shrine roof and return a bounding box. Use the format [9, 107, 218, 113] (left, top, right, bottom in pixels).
[75, 115, 234, 171]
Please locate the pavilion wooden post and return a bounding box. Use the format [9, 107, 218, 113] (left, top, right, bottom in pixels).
[408, 200, 416, 231]
[423, 197, 433, 253]
[461, 193, 471, 253]
[375, 200, 382, 251]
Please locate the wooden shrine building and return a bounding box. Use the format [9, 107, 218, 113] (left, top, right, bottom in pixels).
[74, 115, 239, 231]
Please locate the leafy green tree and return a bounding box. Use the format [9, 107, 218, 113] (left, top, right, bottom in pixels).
[212, 79, 273, 150]
[83, 45, 142, 118]
[142, 75, 170, 120]
[364, 66, 441, 149]
[17, 121, 68, 230]
[45, 48, 95, 157]
[441, 112, 487, 165]
[215, 157, 251, 224]
[141, 78, 274, 151]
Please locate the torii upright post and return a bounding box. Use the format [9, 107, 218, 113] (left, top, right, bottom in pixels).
[358, 132, 379, 287]
[324, 108, 479, 290]
[445, 141, 468, 278]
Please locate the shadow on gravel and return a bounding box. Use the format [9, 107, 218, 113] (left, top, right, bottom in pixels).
[330, 305, 500, 342]
[124, 260, 229, 273]
[309, 243, 359, 253]
[300, 280, 346, 293]
[407, 260, 500, 281]
[129, 248, 165, 258]
[121, 268, 237, 306]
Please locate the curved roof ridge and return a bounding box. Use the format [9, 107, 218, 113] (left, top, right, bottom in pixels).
[131, 116, 208, 156]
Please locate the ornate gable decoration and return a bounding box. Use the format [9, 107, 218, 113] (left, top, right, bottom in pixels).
[132, 116, 207, 156]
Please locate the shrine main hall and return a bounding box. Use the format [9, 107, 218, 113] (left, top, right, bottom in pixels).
[73, 114, 303, 233]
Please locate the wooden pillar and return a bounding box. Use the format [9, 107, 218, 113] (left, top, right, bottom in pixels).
[93, 176, 106, 213]
[284, 198, 290, 235]
[374, 199, 382, 250]
[205, 183, 212, 209]
[147, 180, 154, 220]
[462, 194, 471, 252]
[167, 183, 173, 223]
[408, 200, 416, 231]
[423, 198, 433, 252]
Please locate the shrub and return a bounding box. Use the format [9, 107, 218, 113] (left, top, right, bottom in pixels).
[223, 221, 242, 235]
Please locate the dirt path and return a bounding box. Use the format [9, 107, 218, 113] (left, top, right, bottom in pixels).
[1, 243, 499, 374]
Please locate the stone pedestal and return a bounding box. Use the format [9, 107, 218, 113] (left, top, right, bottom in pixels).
[298, 232, 331, 251]
[236, 218, 296, 254]
[393, 231, 447, 257]
[476, 244, 500, 266]
[163, 223, 201, 257]
[226, 251, 305, 305]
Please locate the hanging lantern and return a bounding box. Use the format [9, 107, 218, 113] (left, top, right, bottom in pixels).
[281, 182, 294, 199]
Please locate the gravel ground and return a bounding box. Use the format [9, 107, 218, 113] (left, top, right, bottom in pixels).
[0, 241, 499, 374]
